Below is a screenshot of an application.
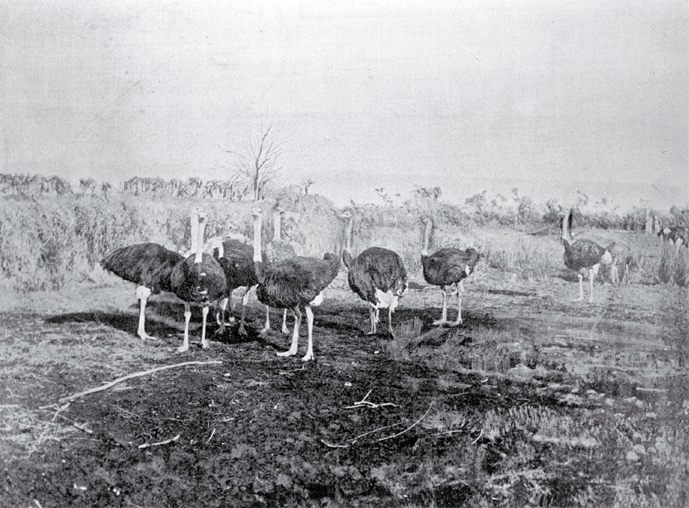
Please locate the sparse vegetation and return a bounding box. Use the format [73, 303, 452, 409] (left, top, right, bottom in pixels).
[1, 176, 687, 291]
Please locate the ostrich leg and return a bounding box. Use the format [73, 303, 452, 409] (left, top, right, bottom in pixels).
[277, 308, 301, 357]
[433, 288, 449, 325]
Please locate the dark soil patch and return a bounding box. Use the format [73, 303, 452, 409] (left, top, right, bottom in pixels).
[2, 281, 687, 507]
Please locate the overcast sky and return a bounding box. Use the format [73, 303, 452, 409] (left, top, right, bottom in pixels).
[1, 0, 687, 208]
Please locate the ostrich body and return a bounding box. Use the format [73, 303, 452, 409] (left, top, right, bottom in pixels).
[170, 210, 226, 352]
[605, 241, 633, 284]
[561, 209, 611, 302]
[421, 218, 479, 326]
[262, 205, 297, 335]
[205, 236, 258, 335]
[341, 211, 408, 335]
[101, 243, 184, 340]
[252, 209, 339, 361]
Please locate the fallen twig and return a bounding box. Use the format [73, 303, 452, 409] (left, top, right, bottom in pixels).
[49, 412, 94, 434]
[206, 428, 216, 444]
[320, 439, 350, 448]
[138, 433, 180, 449]
[635, 387, 667, 393]
[279, 365, 306, 375]
[320, 402, 435, 448]
[377, 401, 434, 442]
[69, 421, 94, 435]
[58, 361, 222, 403]
[472, 429, 483, 444]
[322, 422, 406, 448]
[345, 388, 398, 410]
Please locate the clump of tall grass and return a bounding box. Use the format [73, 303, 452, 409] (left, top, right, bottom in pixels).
[481, 235, 562, 280]
[655, 244, 689, 286]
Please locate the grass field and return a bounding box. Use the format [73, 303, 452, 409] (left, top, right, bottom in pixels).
[1, 196, 688, 507]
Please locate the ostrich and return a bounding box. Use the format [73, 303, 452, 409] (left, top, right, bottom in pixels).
[101, 243, 185, 341]
[204, 235, 257, 336]
[561, 208, 612, 302]
[170, 209, 227, 352]
[658, 226, 689, 249]
[340, 210, 408, 336]
[605, 241, 633, 284]
[420, 217, 480, 326]
[262, 205, 298, 335]
[251, 208, 339, 361]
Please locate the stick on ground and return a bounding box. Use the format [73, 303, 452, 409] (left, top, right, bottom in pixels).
[57, 361, 222, 403]
[138, 434, 180, 449]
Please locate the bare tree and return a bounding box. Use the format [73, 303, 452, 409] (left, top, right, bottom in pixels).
[228, 124, 285, 202]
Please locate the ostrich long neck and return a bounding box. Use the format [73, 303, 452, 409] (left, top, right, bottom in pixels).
[561, 211, 574, 247]
[342, 215, 354, 267]
[195, 216, 205, 264]
[273, 210, 282, 241]
[421, 220, 433, 257]
[344, 216, 353, 253]
[189, 210, 199, 258]
[252, 214, 266, 283]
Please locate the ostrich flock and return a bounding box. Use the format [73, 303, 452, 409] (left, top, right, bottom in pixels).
[101, 205, 685, 360]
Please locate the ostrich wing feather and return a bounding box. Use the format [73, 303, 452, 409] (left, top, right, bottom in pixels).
[347, 247, 407, 304]
[101, 243, 184, 294]
[170, 253, 227, 304]
[217, 239, 258, 289]
[564, 240, 606, 271]
[422, 248, 479, 287]
[257, 256, 337, 309]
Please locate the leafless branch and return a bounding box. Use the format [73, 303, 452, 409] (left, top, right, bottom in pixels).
[345, 389, 399, 409]
[377, 401, 435, 442]
[138, 433, 180, 449]
[320, 401, 435, 448]
[57, 361, 222, 404]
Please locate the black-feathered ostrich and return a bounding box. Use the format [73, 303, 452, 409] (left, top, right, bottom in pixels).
[204, 235, 257, 336]
[251, 208, 339, 361]
[340, 210, 408, 336]
[101, 243, 185, 341]
[262, 204, 297, 335]
[561, 208, 611, 302]
[605, 241, 633, 284]
[420, 217, 480, 326]
[170, 209, 227, 352]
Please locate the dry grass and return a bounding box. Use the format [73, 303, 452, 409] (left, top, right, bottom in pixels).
[1, 187, 686, 291]
[0, 404, 78, 459]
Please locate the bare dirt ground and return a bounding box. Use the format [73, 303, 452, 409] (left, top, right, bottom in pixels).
[1, 265, 687, 507]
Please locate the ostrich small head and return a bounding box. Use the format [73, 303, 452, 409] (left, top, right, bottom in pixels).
[251, 208, 263, 218]
[196, 208, 208, 224]
[339, 210, 353, 220]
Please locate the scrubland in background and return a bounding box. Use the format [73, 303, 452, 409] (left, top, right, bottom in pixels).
[1, 183, 686, 292]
